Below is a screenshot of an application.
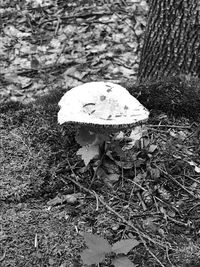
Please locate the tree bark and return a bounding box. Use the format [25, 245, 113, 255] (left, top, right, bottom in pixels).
[138, 0, 200, 82]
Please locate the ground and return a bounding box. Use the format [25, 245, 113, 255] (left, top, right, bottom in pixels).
[1, 1, 200, 267]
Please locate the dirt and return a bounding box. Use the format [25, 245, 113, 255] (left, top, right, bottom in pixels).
[1, 93, 200, 267]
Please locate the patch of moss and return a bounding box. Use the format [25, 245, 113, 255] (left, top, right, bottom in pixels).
[124, 75, 200, 120]
[0, 97, 77, 202]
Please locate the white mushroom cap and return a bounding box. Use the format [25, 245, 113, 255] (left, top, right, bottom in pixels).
[58, 82, 149, 132]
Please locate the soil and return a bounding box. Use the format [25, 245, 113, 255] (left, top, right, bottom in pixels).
[1, 87, 200, 267]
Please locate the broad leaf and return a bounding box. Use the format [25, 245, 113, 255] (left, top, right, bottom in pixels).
[82, 232, 112, 252]
[81, 248, 106, 265]
[112, 239, 140, 255]
[81, 233, 112, 265]
[112, 256, 137, 267]
[76, 145, 99, 165]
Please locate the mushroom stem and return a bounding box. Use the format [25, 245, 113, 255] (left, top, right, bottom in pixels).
[99, 141, 106, 158]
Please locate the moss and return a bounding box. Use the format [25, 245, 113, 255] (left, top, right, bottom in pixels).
[123, 75, 200, 120]
[0, 96, 77, 202]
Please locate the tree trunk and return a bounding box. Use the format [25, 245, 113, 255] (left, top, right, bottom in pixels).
[138, 0, 200, 82]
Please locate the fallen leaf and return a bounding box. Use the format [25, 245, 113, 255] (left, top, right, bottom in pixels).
[112, 256, 137, 267]
[188, 161, 200, 173]
[148, 144, 158, 153]
[77, 145, 99, 166]
[149, 167, 160, 179]
[112, 239, 140, 255]
[47, 194, 80, 206]
[143, 217, 158, 233]
[96, 167, 120, 186]
[4, 25, 31, 37]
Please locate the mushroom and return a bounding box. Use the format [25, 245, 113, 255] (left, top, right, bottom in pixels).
[58, 82, 149, 165]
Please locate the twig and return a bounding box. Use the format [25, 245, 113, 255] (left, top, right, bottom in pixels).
[0, 249, 6, 262]
[183, 174, 200, 185]
[167, 216, 193, 228]
[60, 174, 168, 267]
[155, 165, 199, 199]
[54, 17, 60, 35]
[64, 162, 153, 238]
[136, 192, 147, 211]
[39, 12, 113, 27]
[54, 34, 68, 65]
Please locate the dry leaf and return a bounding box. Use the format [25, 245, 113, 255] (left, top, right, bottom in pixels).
[188, 161, 200, 173]
[148, 144, 158, 153]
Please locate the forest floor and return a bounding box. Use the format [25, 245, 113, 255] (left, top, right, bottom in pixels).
[1, 1, 200, 267]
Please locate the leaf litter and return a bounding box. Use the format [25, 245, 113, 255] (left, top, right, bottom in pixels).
[1, 0, 148, 104]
